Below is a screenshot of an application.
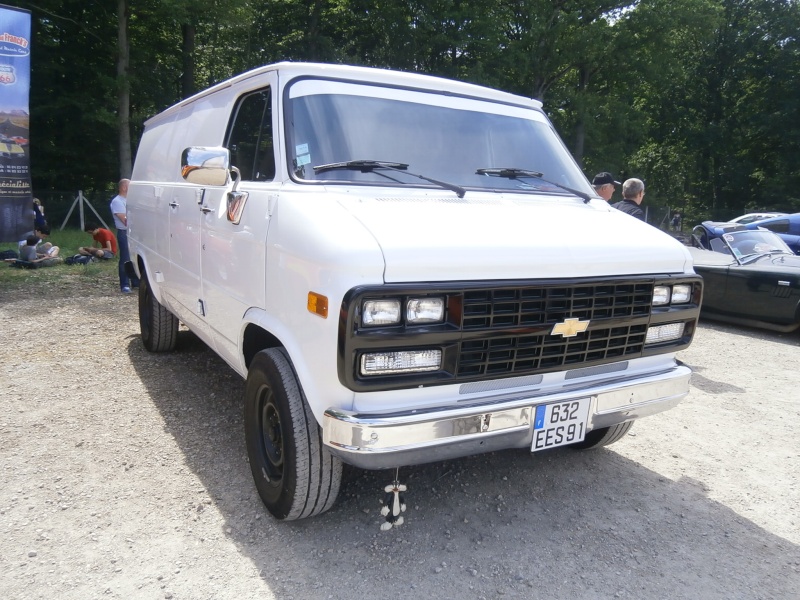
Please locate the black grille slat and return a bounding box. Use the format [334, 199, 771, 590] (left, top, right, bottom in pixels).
[457, 282, 653, 378]
[461, 283, 652, 330]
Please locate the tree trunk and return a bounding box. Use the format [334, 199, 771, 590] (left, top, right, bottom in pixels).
[573, 66, 590, 167]
[182, 23, 196, 99]
[306, 0, 323, 60]
[117, 0, 132, 178]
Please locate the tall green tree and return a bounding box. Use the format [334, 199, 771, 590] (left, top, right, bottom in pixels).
[624, 0, 800, 220]
[13, 0, 800, 225]
[20, 0, 119, 194]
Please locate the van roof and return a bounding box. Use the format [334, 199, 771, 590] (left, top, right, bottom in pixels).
[144, 62, 542, 125]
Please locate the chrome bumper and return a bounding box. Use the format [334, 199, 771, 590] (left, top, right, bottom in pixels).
[322, 363, 691, 469]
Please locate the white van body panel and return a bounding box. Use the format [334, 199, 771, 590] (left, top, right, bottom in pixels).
[333, 192, 692, 282]
[126, 62, 702, 475]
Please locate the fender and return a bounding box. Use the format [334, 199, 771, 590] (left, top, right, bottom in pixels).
[131, 245, 168, 305]
[241, 306, 356, 421]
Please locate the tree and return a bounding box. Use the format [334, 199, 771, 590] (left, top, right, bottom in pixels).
[19, 0, 119, 194]
[11, 0, 800, 224]
[117, 0, 132, 178]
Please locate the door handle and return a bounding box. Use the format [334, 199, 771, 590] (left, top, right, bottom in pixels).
[169, 201, 179, 208]
[200, 206, 213, 213]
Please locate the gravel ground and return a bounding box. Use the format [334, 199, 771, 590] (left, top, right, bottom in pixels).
[1, 276, 798, 600]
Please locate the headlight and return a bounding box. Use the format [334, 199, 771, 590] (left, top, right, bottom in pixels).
[406, 298, 444, 324]
[645, 322, 685, 344]
[362, 299, 401, 326]
[671, 284, 692, 304]
[360, 349, 442, 375]
[653, 285, 671, 306]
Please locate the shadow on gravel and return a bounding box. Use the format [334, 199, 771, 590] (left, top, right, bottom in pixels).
[126, 337, 799, 600]
[697, 320, 800, 348]
[685, 372, 746, 395]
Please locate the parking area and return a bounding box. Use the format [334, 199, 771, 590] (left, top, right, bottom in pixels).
[1, 290, 798, 600]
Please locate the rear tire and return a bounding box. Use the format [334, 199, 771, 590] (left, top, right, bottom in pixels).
[138, 268, 178, 352]
[571, 421, 634, 449]
[244, 348, 342, 520]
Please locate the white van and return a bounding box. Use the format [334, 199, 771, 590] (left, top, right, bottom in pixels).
[127, 62, 702, 521]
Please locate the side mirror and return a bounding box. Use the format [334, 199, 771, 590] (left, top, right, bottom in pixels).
[181, 147, 230, 185]
[226, 167, 248, 225]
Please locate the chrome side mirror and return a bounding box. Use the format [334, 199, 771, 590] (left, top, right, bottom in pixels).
[226, 167, 249, 224]
[181, 146, 230, 186]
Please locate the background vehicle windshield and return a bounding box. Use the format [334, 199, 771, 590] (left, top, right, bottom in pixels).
[714, 230, 793, 258]
[286, 79, 593, 195]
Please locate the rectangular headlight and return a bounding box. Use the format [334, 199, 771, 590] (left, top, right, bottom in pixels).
[653, 285, 671, 306]
[406, 298, 444, 324]
[671, 284, 692, 304]
[362, 299, 401, 326]
[360, 350, 442, 375]
[645, 322, 685, 344]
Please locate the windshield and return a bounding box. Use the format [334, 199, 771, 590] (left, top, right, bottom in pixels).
[711, 230, 793, 260]
[285, 79, 593, 196]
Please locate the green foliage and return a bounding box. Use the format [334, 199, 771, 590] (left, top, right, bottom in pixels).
[5, 0, 800, 227]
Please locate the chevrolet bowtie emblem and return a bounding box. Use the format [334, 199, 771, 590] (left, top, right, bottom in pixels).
[551, 318, 590, 338]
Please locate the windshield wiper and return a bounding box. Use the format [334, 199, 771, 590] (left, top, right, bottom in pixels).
[314, 160, 466, 198]
[476, 167, 594, 203]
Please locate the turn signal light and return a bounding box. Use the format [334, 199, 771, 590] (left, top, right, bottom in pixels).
[308, 292, 328, 318]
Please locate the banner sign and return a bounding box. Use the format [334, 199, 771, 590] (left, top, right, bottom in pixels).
[0, 4, 31, 243]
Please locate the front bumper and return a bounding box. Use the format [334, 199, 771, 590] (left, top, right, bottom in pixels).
[323, 362, 691, 469]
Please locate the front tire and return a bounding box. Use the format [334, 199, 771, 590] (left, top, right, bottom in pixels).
[571, 421, 634, 450]
[138, 268, 178, 352]
[244, 348, 342, 520]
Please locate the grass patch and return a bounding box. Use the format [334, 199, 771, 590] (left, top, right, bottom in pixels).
[1, 227, 120, 296]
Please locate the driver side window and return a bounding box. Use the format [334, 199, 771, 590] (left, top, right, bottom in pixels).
[225, 88, 275, 182]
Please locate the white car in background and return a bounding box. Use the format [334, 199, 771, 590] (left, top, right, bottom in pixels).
[729, 212, 787, 225]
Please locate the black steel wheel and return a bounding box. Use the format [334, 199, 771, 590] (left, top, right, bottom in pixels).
[138, 268, 178, 352]
[244, 348, 342, 520]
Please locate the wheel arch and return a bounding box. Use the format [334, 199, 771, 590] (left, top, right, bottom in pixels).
[135, 253, 167, 305]
[239, 308, 354, 420]
[242, 322, 283, 371]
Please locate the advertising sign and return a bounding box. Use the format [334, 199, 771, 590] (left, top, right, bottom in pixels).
[0, 4, 31, 243]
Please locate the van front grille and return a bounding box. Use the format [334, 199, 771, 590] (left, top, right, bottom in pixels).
[461, 282, 653, 330]
[456, 282, 653, 378]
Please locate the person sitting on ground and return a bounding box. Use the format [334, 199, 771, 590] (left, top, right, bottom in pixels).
[34, 224, 60, 257]
[11, 235, 63, 268]
[18, 224, 60, 258]
[19, 235, 40, 262]
[77, 222, 117, 260]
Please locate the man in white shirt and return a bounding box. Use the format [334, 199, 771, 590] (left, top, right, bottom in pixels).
[110, 179, 140, 293]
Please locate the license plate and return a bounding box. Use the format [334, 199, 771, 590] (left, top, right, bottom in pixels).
[531, 398, 591, 451]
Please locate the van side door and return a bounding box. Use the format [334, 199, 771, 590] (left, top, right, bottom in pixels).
[197, 77, 279, 367]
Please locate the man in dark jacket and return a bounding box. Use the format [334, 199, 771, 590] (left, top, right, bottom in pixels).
[612, 178, 646, 221]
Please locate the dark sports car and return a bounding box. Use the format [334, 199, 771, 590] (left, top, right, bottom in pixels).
[690, 221, 800, 332]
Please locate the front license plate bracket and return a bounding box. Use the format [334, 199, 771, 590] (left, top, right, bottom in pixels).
[531, 398, 591, 452]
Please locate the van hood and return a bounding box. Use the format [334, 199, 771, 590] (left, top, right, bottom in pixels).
[337, 192, 691, 283]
